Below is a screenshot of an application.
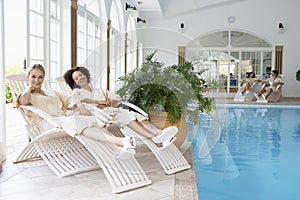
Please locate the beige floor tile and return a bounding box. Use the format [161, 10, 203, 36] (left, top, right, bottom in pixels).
[0, 178, 44, 196]
[115, 186, 169, 200]
[148, 178, 175, 195]
[3, 188, 66, 200]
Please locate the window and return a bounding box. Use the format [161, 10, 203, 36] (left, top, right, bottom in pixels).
[28, 0, 44, 67]
[77, 5, 101, 87]
[109, 1, 124, 92]
[49, 0, 60, 78]
[27, 0, 60, 78]
[186, 30, 273, 93]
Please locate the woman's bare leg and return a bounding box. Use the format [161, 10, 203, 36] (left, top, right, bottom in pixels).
[127, 121, 163, 147]
[241, 83, 250, 94]
[258, 88, 266, 97]
[82, 127, 123, 146]
[140, 121, 161, 136]
[127, 121, 155, 138]
[265, 90, 273, 99]
[82, 127, 136, 159]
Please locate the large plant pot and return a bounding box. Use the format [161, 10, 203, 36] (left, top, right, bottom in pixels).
[149, 111, 188, 148]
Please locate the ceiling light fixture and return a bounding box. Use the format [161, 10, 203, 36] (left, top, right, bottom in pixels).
[137, 17, 146, 23]
[179, 22, 185, 33]
[278, 22, 285, 33]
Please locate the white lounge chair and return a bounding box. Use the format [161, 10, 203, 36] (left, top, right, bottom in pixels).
[54, 76, 191, 175]
[54, 76, 72, 94]
[233, 81, 259, 102]
[256, 83, 282, 103]
[83, 101, 191, 175]
[6, 74, 152, 194]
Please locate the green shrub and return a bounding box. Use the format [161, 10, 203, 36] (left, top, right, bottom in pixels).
[5, 64, 23, 103]
[5, 81, 13, 103]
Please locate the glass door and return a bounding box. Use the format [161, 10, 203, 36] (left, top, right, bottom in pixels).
[229, 52, 239, 93]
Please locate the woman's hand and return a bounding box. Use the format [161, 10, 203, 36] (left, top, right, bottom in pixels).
[27, 86, 44, 95]
[95, 100, 109, 108]
[25, 86, 35, 93]
[97, 104, 107, 109]
[18, 86, 43, 106]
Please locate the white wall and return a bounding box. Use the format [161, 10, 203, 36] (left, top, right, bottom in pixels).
[138, 0, 300, 97]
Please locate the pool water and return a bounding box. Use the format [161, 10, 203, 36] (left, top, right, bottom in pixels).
[192, 105, 300, 200]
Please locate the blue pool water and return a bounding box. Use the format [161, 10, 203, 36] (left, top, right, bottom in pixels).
[192, 105, 300, 200]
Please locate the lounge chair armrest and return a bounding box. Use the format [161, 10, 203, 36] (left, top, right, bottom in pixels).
[275, 84, 282, 91]
[20, 105, 61, 128]
[121, 102, 149, 118]
[251, 81, 258, 88]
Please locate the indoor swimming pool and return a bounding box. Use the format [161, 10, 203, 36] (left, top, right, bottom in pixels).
[192, 105, 300, 200]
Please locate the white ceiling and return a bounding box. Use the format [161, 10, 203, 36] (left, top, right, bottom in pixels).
[134, 0, 244, 16]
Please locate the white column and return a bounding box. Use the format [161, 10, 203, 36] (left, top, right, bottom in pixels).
[0, 0, 7, 169]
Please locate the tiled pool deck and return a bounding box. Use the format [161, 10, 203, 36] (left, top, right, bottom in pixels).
[1, 103, 197, 200]
[1, 97, 300, 200]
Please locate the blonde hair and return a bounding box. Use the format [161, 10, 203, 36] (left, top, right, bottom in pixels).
[26, 64, 46, 76]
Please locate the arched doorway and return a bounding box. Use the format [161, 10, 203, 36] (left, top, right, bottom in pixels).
[186, 30, 273, 94]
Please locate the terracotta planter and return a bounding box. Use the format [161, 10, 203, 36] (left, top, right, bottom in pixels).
[149, 111, 188, 148]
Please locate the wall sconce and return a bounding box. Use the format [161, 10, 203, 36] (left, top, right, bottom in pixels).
[126, 2, 137, 10]
[137, 17, 146, 23]
[278, 22, 285, 33]
[179, 22, 185, 33]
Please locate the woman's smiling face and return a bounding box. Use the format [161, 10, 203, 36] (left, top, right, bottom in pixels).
[28, 68, 45, 89]
[72, 70, 88, 88]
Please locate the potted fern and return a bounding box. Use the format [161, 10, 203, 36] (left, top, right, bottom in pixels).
[117, 52, 215, 147]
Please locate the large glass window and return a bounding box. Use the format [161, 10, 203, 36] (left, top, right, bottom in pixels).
[49, 0, 59, 78]
[186, 30, 273, 93]
[109, 1, 124, 92]
[77, 5, 101, 87]
[28, 0, 44, 67]
[126, 16, 137, 74]
[27, 0, 60, 78]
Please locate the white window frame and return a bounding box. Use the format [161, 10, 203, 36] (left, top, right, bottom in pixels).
[26, 0, 60, 78]
[77, 5, 102, 87]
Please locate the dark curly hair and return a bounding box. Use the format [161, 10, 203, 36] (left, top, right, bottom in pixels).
[63, 66, 91, 89]
[247, 71, 255, 78]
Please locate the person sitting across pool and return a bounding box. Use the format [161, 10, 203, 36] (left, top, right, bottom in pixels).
[254, 69, 284, 100]
[239, 71, 260, 95]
